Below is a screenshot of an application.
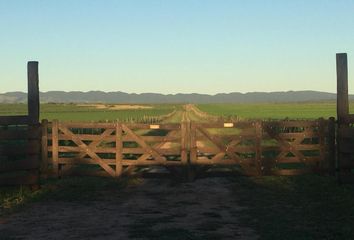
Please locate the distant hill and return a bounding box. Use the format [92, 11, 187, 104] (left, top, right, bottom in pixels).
[0, 90, 351, 104]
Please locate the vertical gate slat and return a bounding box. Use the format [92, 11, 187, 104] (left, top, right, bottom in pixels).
[189, 122, 197, 164]
[41, 119, 48, 178]
[181, 121, 189, 164]
[52, 120, 59, 177]
[255, 121, 263, 176]
[318, 118, 326, 172]
[328, 117, 336, 176]
[116, 122, 123, 177]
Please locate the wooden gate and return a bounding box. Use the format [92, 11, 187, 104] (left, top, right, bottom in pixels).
[42, 118, 332, 178]
[190, 121, 262, 176]
[190, 119, 331, 176]
[43, 121, 188, 177]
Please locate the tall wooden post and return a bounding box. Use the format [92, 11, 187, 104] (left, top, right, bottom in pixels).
[337, 53, 349, 123]
[336, 53, 349, 183]
[27, 61, 40, 125]
[27, 61, 40, 188]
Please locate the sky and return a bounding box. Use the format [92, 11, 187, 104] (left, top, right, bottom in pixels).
[0, 0, 354, 94]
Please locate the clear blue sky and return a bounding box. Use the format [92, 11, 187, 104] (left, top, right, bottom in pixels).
[1, 0, 354, 94]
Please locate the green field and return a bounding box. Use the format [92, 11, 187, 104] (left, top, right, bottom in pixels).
[197, 102, 354, 120]
[1, 102, 353, 121]
[0, 103, 179, 122]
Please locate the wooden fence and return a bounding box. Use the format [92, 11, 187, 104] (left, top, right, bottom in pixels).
[0, 62, 40, 186]
[41, 118, 334, 178]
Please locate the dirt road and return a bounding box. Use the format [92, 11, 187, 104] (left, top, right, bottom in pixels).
[0, 178, 258, 240]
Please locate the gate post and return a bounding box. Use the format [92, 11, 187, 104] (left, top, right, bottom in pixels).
[28, 61, 40, 125]
[27, 61, 40, 187]
[337, 53, 349, 124]
[337, 53, 349, 182]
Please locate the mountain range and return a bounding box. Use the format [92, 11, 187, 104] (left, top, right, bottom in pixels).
[0, 90, 350, 104]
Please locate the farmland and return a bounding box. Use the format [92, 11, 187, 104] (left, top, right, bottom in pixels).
[1, 102, 349, 122]
[0, 103, 179, 122]
[197, 102, 354, 120]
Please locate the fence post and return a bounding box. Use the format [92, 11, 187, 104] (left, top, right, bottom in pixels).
[52, 119, 59, 177]
[328, 117, 336, 176]
[27, 61, 40, 187]
[255, 121, 263, 176]
[27, 61, 40, 125]
[337, 53, 349, 182]
[115, 122, 123, 177]
[337, 53, 349, 124]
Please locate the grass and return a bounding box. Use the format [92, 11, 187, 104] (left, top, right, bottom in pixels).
[0, 176, 140, 217]
[197, 102, 354, 120]
[232, 175, 354, 240]
[0, 103, 179, 122]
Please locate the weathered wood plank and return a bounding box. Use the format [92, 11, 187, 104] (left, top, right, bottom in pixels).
[0, 142, 40, 156]
[196, 134, 257, 141]
[27, 61, 40, 125]
[41, 119, 49, 177]
[116, 123, 123, 177]
[125, 123, 180, 130]
[194, 122, 255, 129]
[49, 134, 181, 142]
[0, 116, 28, 125]
[52, 120, 59, 177]
[0, 128, 40, 140]
[190, 123, 197, 164]
[264, 120, 320, 127]
[327, 117, 336, 175]
[180, 121, 188, 164]
[337, 53, 349, 124]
